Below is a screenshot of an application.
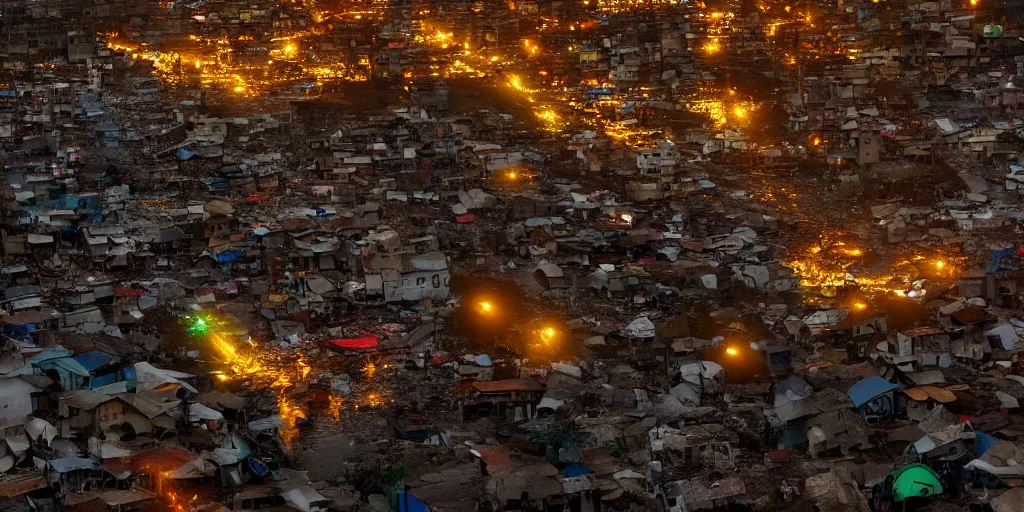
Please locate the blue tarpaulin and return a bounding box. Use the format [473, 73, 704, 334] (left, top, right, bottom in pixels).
[73, 351, 115, 372]
[177, 148, 197, 160]
[975, 431, 996, 458]
[847, 376, 904, 407]
[91, 366, 135, 389]
[396, 491, 429, 512]
[564, 464, 590, 477]
[987, 247, 1018, 274]
[217, 250, 244, 263]
[3, 323, 34, 340]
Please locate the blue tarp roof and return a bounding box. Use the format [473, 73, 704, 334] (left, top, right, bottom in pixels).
[848, 376, 904, 407]
[176, 148, 197, 160]
[73, 351, 116, 372]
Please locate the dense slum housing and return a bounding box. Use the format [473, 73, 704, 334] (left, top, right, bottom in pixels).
[3, 0, 1024, 511]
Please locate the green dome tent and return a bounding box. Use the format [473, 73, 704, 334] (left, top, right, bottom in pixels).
[888, 464, 944, 502]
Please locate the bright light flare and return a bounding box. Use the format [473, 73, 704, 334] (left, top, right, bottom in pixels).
[853, 302, 867, 310]
[535, 108, 559, 128]
[187, 316, 208, 335]
[725, 347, 739, 356]
[479, 301, 494, 313]
[935, 261, 945, 269]
[538, 326, 558, 344]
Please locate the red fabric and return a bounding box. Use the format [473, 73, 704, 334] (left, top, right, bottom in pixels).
[325, 335, 379, 350]
[114, 285, 145, 297]
[456, 214, 476, 223]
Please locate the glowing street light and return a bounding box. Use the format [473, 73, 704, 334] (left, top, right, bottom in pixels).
[479, 301, 494, 314]
[725, 347, 739, 356]
[935, 260, 945, 269]
[539, 326, 558, 344]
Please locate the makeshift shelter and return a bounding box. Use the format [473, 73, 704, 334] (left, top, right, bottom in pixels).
[671, 360, 724, 406]
[847, 376, 904, 420]
[887, 464, 943, 502]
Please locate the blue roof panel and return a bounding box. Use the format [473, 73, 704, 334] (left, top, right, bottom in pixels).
[848, 376, 904, 407]
[73, 351, 115, 372]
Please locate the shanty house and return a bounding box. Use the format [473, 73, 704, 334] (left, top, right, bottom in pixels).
[399, 251, 450, 302]
[875, 327, 952, 369]
[847, 376, 905, 422]
[461, 379, 545, 422]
